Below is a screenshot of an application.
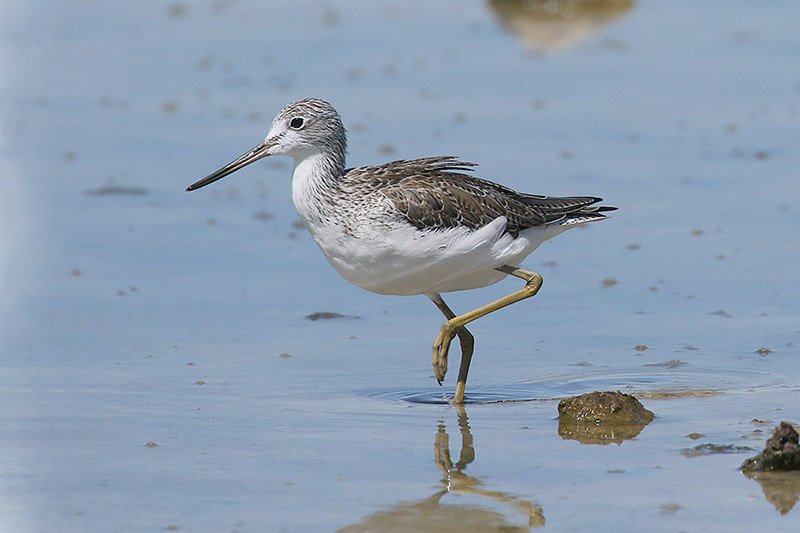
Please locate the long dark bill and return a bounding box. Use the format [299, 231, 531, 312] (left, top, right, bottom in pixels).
[186, 139, 273, 191]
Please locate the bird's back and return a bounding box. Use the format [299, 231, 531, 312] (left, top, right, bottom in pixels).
[342, 156, 615, 238]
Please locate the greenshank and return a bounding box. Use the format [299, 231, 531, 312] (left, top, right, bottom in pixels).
[187, 98, 615, 403]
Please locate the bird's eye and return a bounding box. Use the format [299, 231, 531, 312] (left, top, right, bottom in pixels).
[290, 117, 304, 129]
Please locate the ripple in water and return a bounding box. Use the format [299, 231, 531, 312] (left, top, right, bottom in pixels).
[359, 367, 786, 405]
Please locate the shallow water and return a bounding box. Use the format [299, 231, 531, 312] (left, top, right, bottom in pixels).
[2, 0, 800, 531]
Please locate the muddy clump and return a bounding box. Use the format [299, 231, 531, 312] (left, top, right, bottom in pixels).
[557, 391, 654, 445]
[741, 422, 800, 472]
[741, 422, 800, 514]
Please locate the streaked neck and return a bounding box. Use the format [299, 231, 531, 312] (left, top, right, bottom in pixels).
[291, 151, 345, 224]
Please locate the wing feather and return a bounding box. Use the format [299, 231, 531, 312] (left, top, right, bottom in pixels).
[343, 157, 615, 237]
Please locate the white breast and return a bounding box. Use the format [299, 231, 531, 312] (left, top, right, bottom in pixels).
[305, 213, 552, 295]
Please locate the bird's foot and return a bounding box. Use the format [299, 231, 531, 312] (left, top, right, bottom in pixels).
[432, 321, 457, 383]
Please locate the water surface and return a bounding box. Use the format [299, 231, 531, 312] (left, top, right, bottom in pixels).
[2, 1, 799, 531]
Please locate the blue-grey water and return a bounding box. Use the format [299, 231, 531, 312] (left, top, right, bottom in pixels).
[2, 1, 800, 531]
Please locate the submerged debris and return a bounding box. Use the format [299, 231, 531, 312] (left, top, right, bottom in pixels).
[252, 210, 274, 221]
[86, 184, 148, 195]
[659, 503, 681, 515]
[741, 422, 800, 472]
[681, 443, 753, 458]
[557, 391, 654, 445]
[305, 311, 361, 321]
[643, 360, 687, 368]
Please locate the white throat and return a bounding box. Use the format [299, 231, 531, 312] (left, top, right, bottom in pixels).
[290, 152, 340, 227]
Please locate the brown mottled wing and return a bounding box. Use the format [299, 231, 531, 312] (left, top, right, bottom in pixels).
[345, 157, 614, 237]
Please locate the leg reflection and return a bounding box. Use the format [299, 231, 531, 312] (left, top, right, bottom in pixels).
[434, 404, 546, 528]
[340, 405, 545, 531]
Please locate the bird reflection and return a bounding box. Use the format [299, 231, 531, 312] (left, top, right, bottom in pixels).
[488, 0, 635, 53]
[339, 405, 545, 532]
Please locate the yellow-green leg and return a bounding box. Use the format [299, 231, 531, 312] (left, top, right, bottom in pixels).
[430, 265, 543, 403]
[429, 293, 475, 390]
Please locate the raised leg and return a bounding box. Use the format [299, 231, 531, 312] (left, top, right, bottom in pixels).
[431, 265, 543, 403]
[428, 293, 475, 391]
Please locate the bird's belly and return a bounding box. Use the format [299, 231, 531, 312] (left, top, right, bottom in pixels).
[308, 217, 541, 296]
